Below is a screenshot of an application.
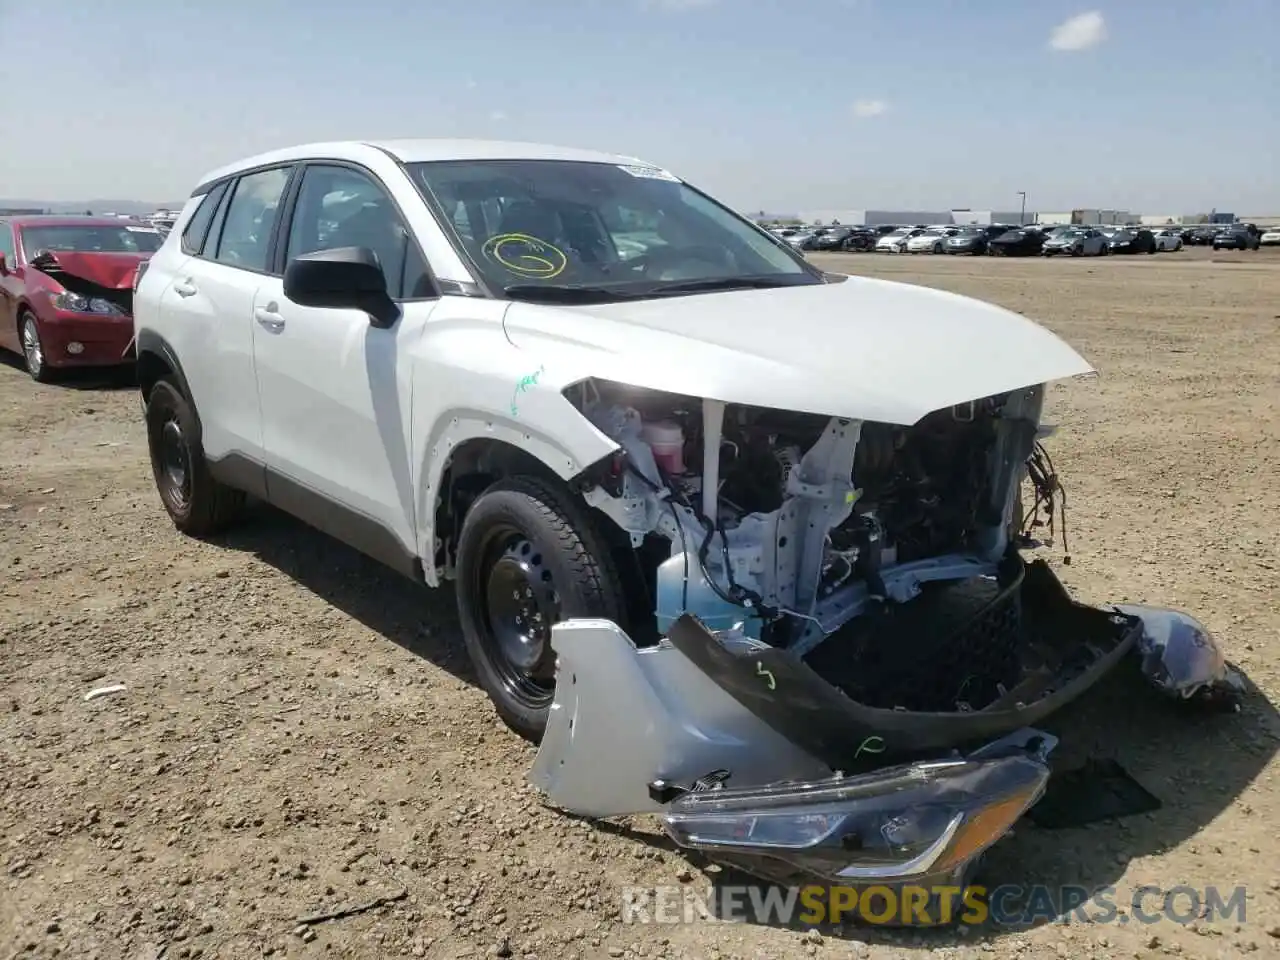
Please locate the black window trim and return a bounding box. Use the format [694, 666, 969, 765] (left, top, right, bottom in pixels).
[271, 158, 443, 304]
[180, 181, 230, 257]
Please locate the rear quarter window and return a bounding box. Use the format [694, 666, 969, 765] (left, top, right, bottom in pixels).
[180, 182, 230, 256]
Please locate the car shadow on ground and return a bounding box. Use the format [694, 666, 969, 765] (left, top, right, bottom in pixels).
[215, 501, 475, 684]
[211, 505, 1279, 947]
[0, 351, 137, 390]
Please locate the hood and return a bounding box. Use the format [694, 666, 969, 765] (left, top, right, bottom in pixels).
[31, 251, 148, 290]
[502, 277, 1092, 426]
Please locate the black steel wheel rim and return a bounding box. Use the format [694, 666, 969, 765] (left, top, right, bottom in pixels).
[160, 416, 191, 508]
[473, 523, 561, 707]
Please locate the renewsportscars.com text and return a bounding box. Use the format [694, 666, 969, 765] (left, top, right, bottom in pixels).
[620, 883, 1248, 928]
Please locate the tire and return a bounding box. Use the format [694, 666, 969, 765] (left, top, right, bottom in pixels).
[933, 242, 943, 254]
[144, 378, 245, 536]
[455, 475, 624, 742]
[19, 311, 54, 383]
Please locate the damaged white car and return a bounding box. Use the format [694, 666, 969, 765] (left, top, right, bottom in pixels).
[135, 139, 1242, 898]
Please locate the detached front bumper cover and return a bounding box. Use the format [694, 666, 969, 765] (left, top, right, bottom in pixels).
[529, 557, 1239, 892]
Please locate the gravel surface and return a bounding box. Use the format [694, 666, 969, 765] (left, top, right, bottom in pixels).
[3, 246, 1279, 959]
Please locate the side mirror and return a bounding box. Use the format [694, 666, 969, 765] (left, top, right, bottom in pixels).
[283, 246, 399, 328]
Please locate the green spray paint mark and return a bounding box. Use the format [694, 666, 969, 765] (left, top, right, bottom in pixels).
[854, 735, 886, 759]
[510, 365, 546, 416]
[755, 661, 776, 691]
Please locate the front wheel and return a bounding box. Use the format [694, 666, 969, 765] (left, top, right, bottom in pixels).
[20, 312, 54, 383]
[145, 379, 245, 536]
[455, 476, 624, 741]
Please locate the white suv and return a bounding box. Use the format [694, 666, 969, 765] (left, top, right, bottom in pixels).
[134, 138, 1093, 742]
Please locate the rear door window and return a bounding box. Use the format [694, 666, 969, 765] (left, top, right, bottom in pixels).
[212, 167, 292, 273]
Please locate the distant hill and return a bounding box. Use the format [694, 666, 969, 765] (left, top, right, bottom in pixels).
[0, 199, 183, 215]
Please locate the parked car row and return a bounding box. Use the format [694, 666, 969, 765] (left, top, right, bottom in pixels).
[768, 220, 1269, 257]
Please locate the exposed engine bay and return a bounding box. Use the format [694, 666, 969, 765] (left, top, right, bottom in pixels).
[536, 386, 1241, 891]
[570, 377, 1084, 714]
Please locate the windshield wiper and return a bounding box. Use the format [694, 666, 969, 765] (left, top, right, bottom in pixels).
[501, 284, 641, 304]
[644, 276, 807, 296]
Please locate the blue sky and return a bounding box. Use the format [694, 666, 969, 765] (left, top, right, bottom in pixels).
[0, 1, 1275, 213]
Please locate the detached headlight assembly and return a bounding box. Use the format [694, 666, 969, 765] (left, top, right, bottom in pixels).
[660, 753, 1048, 883]
[51, 291, 123, 315]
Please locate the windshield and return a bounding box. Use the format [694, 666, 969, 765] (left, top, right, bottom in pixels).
[406, 159, 818, 301]
[20, 224, 163, 255]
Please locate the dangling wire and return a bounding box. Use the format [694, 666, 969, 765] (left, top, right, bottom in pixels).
[1023, 440, 1071, 564]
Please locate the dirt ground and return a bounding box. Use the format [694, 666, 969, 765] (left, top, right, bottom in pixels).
[3, 246, 1279, 960]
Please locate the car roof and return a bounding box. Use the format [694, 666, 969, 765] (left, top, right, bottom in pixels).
[5, 215, 150, 228]
[192, 139, 659, 194]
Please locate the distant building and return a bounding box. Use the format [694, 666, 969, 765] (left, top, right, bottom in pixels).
[862, 210, 951, 226]
[0, 207, 47, 215]
[794, 210, 866, 225]
[951, 209, 1035, 226]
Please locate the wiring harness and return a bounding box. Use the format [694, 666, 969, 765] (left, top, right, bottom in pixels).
[1021, 440, 1071, 564]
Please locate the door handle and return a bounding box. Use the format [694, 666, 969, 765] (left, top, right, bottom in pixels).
[173, 279, 197, 298]
[254, 307, 285, 332]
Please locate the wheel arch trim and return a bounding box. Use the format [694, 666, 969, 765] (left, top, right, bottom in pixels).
[416, 411, 619, 587]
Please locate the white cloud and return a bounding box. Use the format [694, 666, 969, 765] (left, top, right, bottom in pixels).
[489, 110, 508, 121]
[852, 99, 888, 118]
[1048, 11, 1107, 51]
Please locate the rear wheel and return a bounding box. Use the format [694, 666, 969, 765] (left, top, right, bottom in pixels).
[455, 476, 624, 741]
[145, 379, 245, 536]
[20, 312, 54, 383]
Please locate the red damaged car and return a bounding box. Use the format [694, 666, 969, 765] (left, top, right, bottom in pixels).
[0, 216, 162, 382]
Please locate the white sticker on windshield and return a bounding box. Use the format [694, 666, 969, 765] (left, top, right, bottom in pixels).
[617, 164, 680, 182]
[125, 226, 159, 233]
